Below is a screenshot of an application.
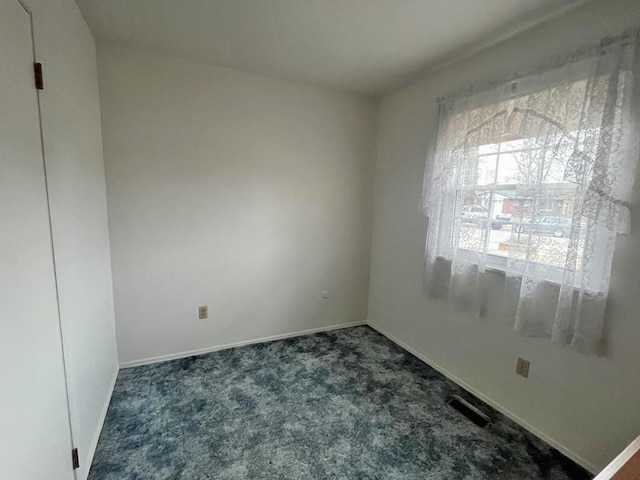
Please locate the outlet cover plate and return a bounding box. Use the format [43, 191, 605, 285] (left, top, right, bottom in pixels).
[516, 357, 530, 378]
[198, 306, 208, 320]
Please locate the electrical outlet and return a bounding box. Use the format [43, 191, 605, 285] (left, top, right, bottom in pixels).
[515, 357, 530, 378]
[198, 306, 208, 320]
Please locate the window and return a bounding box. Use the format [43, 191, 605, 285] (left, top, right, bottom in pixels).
[421, 29, 640, 353]
[446, 109, 590, 279]
[435, 79, 606, 285]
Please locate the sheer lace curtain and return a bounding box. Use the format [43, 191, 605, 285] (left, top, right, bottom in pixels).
[422, 29, 640, 354]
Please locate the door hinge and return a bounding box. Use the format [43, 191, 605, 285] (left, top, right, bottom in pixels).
[71, 448, 79, 470]
[34, 62, 43, 90]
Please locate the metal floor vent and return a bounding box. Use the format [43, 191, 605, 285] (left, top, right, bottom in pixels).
[446, 395, 491, 428]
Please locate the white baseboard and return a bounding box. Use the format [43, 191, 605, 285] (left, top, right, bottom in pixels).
[366, 322, 599, 475]
[120, 321, 367, 369]
[80, 366, 118, 480]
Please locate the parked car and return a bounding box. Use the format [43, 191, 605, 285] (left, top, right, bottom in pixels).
[491, 212, 512, 230]
[513, 216, 571, 237]
[461, 205, 488, 227]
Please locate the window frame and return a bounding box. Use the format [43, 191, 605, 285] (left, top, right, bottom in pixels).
[437, 131, 589, 283]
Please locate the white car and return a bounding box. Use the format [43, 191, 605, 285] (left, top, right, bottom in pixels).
[461, 206, 489, 227]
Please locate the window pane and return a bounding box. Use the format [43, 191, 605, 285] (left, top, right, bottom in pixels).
[458, 223, 487, 252]
[460, 191, 490, 222]
[488, 228, 510, 257]
[455, 190, 491, 252]
[509, 150, 550, 184]
[495, 153, 520, 184]
[474, 155, 497, 185]
[507, 229, 571, 268]
[487, 193, 512, 257]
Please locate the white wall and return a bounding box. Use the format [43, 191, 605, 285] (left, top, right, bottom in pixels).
[98, 45, 377, 365]
[369, 0, 640, 473]
[26, 1, 119, 478]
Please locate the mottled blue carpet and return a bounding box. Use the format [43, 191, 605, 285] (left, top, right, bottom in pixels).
[88, 326, 590, 479]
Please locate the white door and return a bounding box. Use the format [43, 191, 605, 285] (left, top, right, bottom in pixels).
[0, 1, 75, 479]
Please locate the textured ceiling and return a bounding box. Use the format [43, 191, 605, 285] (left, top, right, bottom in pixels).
[75, 0, 586, 97]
